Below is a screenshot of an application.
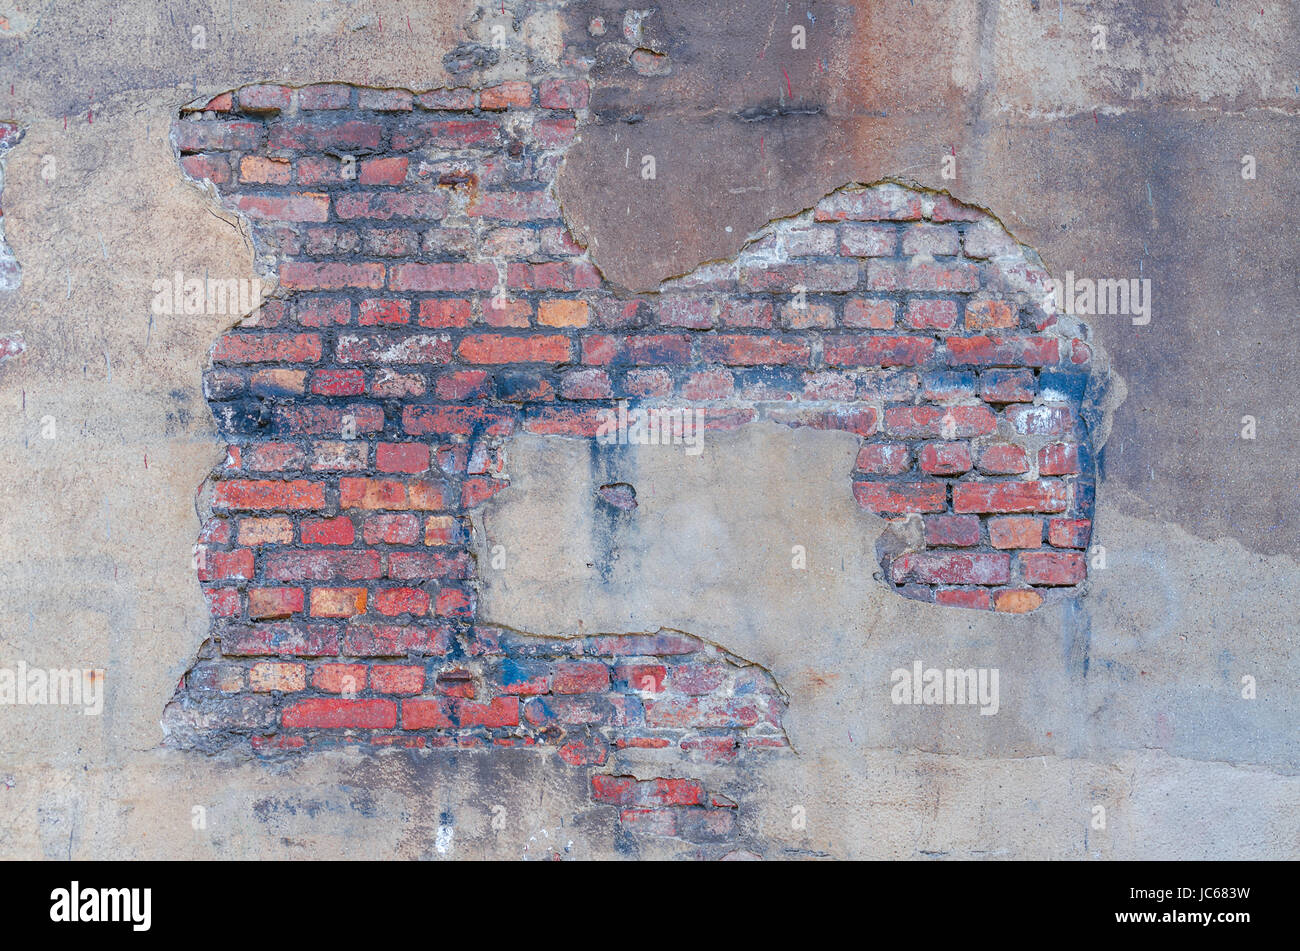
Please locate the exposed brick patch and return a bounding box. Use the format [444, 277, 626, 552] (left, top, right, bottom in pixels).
[167, 70, 1101, 770]
[0, 121, 23, 292]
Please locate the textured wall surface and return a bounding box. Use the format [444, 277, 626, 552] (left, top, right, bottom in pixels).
[1, 0, 1298, 860]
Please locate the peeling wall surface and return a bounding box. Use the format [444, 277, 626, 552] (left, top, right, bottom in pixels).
[0, 0, 1297, 861]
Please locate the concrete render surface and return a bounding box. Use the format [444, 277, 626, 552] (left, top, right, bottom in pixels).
[0, 0, 1297, 859]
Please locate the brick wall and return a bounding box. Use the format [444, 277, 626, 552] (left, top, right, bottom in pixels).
[163, 65, 1098, 842]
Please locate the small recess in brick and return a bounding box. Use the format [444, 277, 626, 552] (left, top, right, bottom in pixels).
[597, 482, 637, 510]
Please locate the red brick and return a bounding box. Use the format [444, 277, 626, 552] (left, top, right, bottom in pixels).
[174, 120, 262, 152]
[824, 335, 934, 367]
[312, 369, 366, 396]
[269, 119, 383, 150]
[402, 697, 454, 729]
[249, 662, 306, 692]
[376, 443, 430, 474]
[1009, 405, 1073, 436]
[473, 191, 562, 222]
[840, 224, 897, 257]
[924, 515, 981, 547]
[238, 84, 291, 112]
[336, 333, 453, 365]
[222, 622, 341, 657]
[283, 698, 396, 729]
[239, 155, 290, 184]
[335, 192, 447, 221]
[539, 78, 590, 109]
[274, 405, 384, 436]
[340, 477, 445, 511]
[205, 587, 241, 617]
[435, 587, 475, 618]
[980, 368, 1036, 403]
[946, 335, 1059, 367]
[560, 368, 612, 399]
[181, 154, 231, 183]
[370, 665, 425, 694]
[301, 516, 355, 546]
[739, 261, 857, 292]
[299, 84, 351, 110]
[213, 333, 321, 364]
[508, 262, 602, 291]
[952, 480, 1068, 514]
[233, 193, 330, 223]
[237, 517, 293, 546]
[681, 369, 734, 400]
[855, 443, 911, 475]
[439, 368, 493, 400]
[264, 550, 383, 581]
[1039, 442, 1081, 475]
[935, 588, 992, 610]
[656, 299, 714, 329]
[646, 778, 705, 807]
[1048, 518, 1092, 548]
[643, 698, 763, 729]
[700, 335, 810, 366]
[312, 663, 368, 693]
[402, 405, 514, 437]
[620, 809, 677, 836]
[310, 587, 367, 618]
[591, 775, 638, 805]
[358, 298, 410, 325]
[241, 443, 308, 472]
[885, 405, 996, 438]
[455, 697, 519, 728]
[214, 479, 325, 511]
[1021, 551, 1086, 586]
[309, 441, 369, 472]
[423, 516, 464, 546]
[840, 299, 898, 329]
[867, 260, 979, 292]
[415, 88, 475, 110]
[387, 551, 470, 580]
[248, 587, 304, 620]
[979, 443, 1030, 475]
[918, 442, 972, 475]
[295, 298, 351, 327]
[966, 300, 1017, 330]
[457, 334, 571, 364]
[904, 299, 959, 330]
[892, 551, 1010, 586]
[279, 262, 385, 291]
[994, 588, 1044, 613]
[480, 81, 532, 110]
[719, 300, 774, 328]
[988, 516, 1043, 549]
[373, 587, 430, 616]
[854, 481, 947, 514]
[815, 187, 923, 221]
[358, 89, 413, 112]
[343, 622, 453, 656]
[418, 299, 472, 328]
[552, 662, 610, 695]
[391, 119, 499, 150]
[902, 223, 960, 255]
[614, 664, 666, 693]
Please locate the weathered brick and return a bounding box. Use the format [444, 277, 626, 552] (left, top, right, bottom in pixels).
[952, 480, 1068, 514]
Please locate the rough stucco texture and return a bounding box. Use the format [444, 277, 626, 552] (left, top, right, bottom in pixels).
[0, 0, 1298, 860]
